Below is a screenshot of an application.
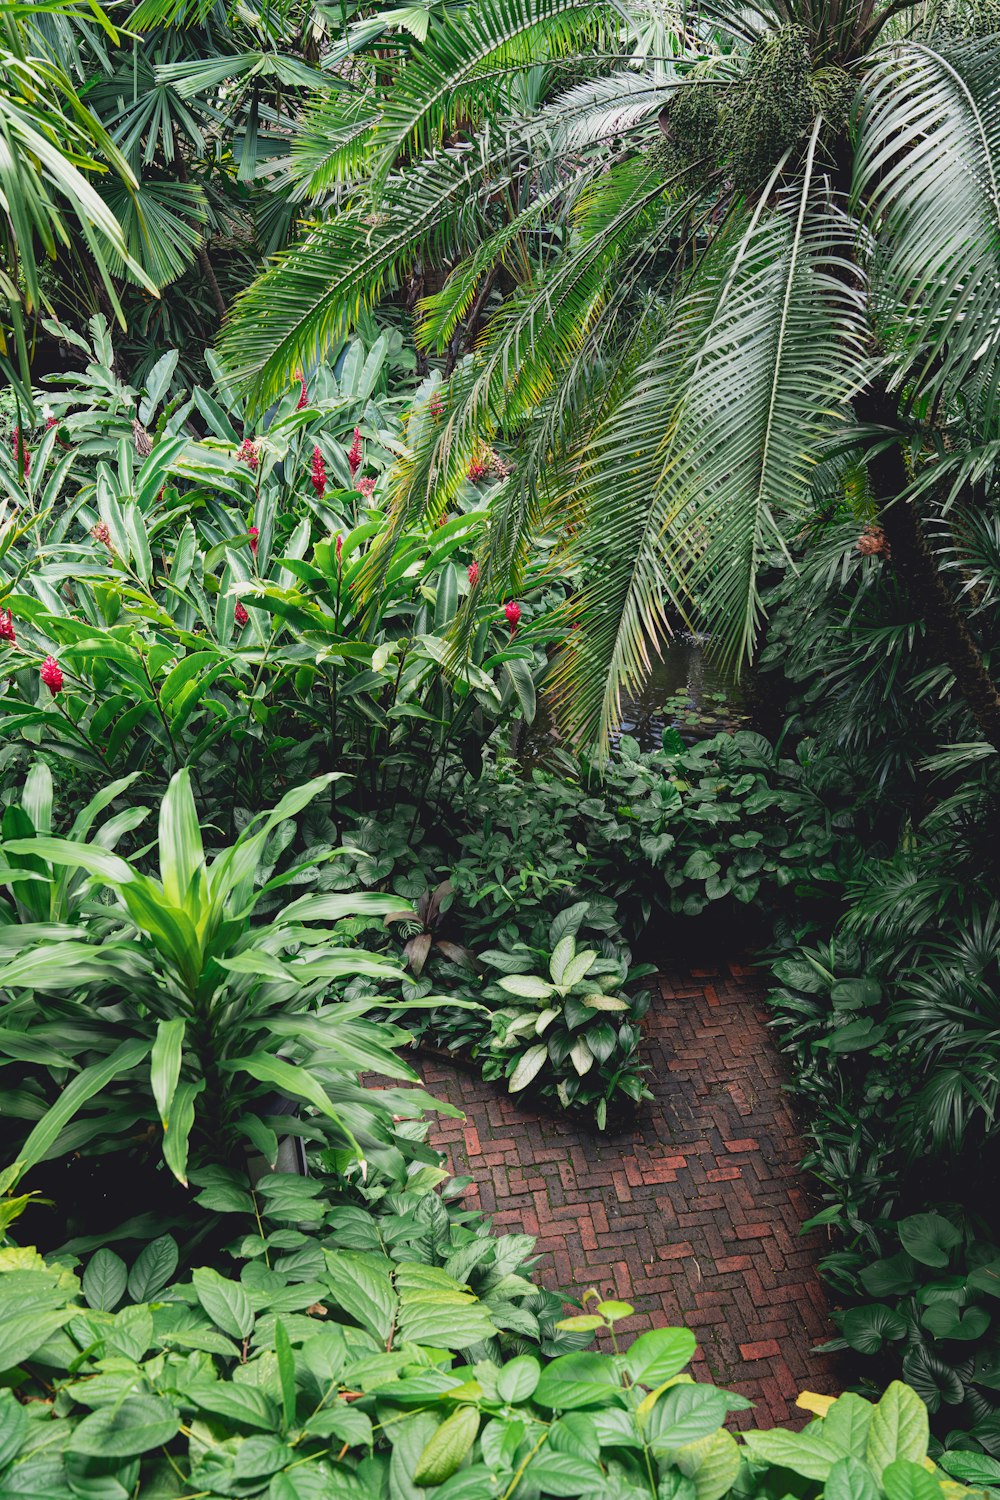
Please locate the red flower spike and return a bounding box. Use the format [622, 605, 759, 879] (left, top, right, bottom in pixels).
[504, 600, 521, 636]
[335, 534, 343, 564]
[237, 438, 259, 470]
[0, 610, 15, 643]
[41, 656, 63, 694]
[468, 560, 480, 587]
[12, 428, 30, 476]
[311, 445, 327, 498]
[296, 375, 308, 410]
[347, 427, 363, 479]
[234, 601, 249, 627]
[356, 475, 376, 500]
[248, 526, 259, 555]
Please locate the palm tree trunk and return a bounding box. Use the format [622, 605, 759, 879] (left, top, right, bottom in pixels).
[858, 382, 1000, 753]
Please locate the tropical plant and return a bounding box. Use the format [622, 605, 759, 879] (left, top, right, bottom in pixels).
[474, 903, 653, 1126]
[822, 1211, 1000, 1454]
[220, 0, 1000, 754]
[0, 765, 438, 1193]
[4, 1225, 980, 1500]
[0, 1, 149, 394]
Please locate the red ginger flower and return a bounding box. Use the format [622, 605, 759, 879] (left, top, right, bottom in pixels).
[45, 416, 58, 429]
[296, 375, 309, 410]
[234, 601, 249, 627]
[311, 445, 327, 498]
[238, 438, 259, 471]
[468, 560, 480, 587]
[41, 656, 63, 694]
[335, 533, 343, 564]
[356, 475, 376, 500]
[347, 427, 363, 478]
[505, 599, 521, 635]
[0, 610, 14, 643]
[12, 428, 30, 476]
[248, 525, 259, 555]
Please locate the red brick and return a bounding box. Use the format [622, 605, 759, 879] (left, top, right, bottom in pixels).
[740, 1340, 782, 1360]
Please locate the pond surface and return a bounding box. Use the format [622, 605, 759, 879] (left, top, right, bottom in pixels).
[520, 634, 749, 765]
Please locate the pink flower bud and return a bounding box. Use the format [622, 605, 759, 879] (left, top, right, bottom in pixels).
[91, 522, 112, 548]
[41, 656, 63, 694]
[248, 525, 259, 555]
[0, 610, 15, 643]
[335, 533, 343, 564]
[356, 475, 376, 499]
[504, 600, 521, 635]
[237, 438, 259, 471]
[296, 375, 308, 410]
[234, 601, 249, 627]
[468, 560, 480, 586]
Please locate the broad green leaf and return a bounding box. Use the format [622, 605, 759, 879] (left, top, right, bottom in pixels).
[549, 935, 576, 987]
[825, 1455, 882, 1500]
[68, 1395, 180, 1457]
[533, 1351, 624, 1411]
[161, 1079, 201, 1186]
[741, 1427, 842, 1480]
[82, 1249, 127, 1311]
[127, 1236, 178, 1303]
[645, 1385, 732, 1450]
[898, 1214, 962, 1269]
[151, 1018, 185, 1130]
[323, 1251, 397, 1341]
[866, 1383, 930, 1479]
[667, 1427, 742, 1500]
[498, 974, 556, 1000]
[413, 1407, 480, 1485]
[882, 1460, 948, 1500]
[192, 1267, 255, 1339]
[1, 837, 133, 886]
[158, 769, 204, 910]
[626, 1327, 696, 1386]
[0, 1387, 27, 1469]
[275, 1319, 297, 1433]
[822, 1393, 874, 1459]
[496, 1355, 540, 1403]
[508, 1045, 548, 1093]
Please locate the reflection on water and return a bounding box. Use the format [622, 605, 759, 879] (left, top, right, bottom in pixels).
[520, 634, 748, 765]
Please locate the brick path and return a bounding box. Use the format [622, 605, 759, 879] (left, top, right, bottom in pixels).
[421, 962, 843, 1428]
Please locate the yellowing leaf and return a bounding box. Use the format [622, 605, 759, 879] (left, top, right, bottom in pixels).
[797, 1392, 838, 1417]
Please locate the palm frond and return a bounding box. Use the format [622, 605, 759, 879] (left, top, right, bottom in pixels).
[551, 130, 869, 748]
[365, 0, 625, 190]
[857, 36, 1000, 423]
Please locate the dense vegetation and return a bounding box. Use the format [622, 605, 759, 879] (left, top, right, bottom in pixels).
[2, 0, 1000, 1491]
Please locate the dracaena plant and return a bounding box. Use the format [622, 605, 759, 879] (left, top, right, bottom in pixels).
[0, 766, 433, 1194]
[478, 903, 654, 1127]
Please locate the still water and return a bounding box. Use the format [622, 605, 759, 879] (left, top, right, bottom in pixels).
[519, 634, 748, 764]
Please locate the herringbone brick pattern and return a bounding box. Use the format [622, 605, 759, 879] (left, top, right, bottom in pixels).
[421, 962, 843, 1428]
